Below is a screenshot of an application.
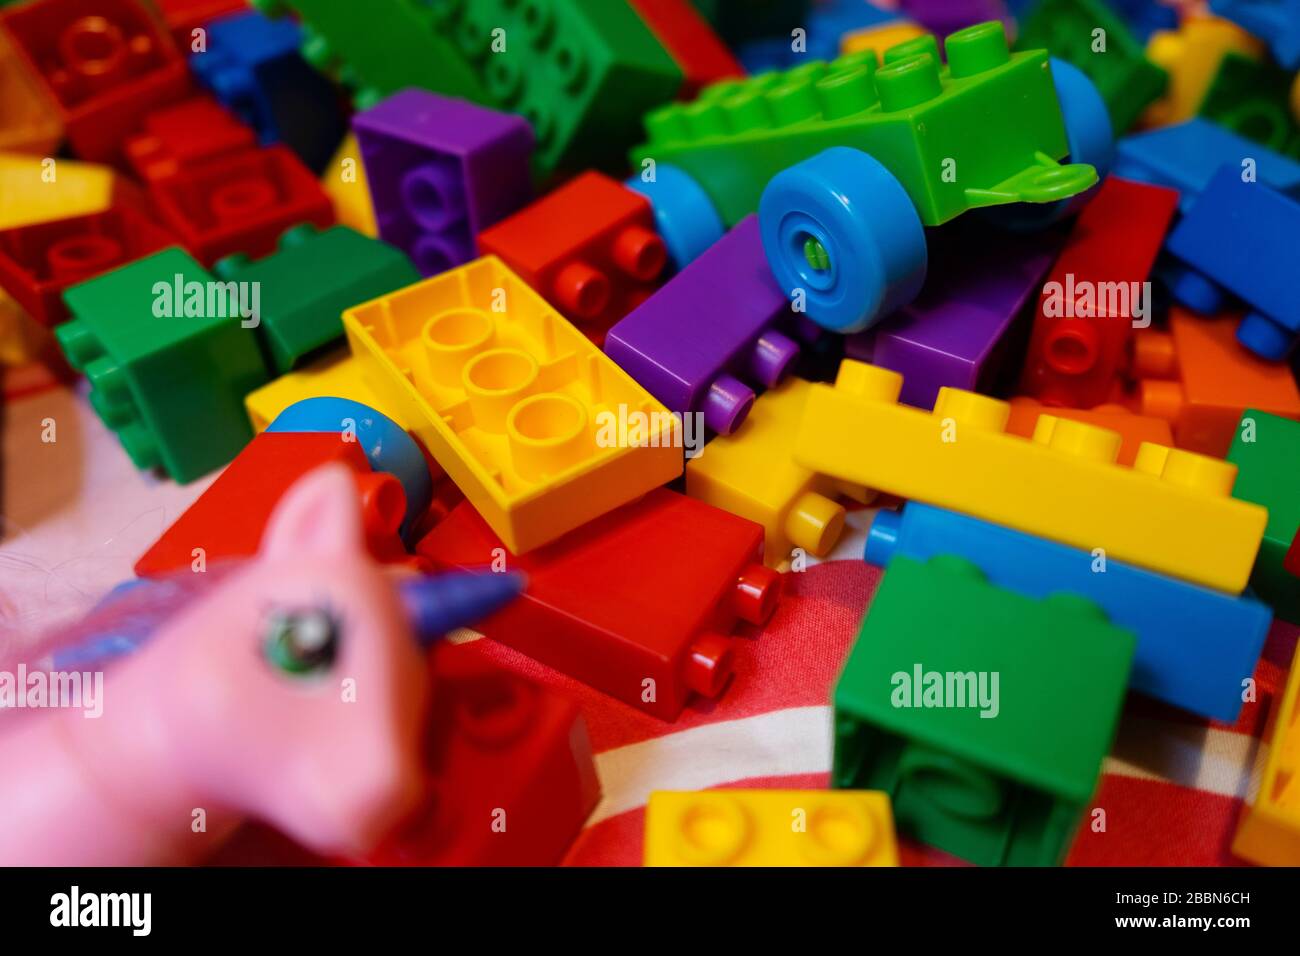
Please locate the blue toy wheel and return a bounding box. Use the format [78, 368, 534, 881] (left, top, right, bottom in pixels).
[758, 146, 927, 334]
[624, 165, 725, 272]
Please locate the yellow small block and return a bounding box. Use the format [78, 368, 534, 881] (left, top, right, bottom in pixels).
[0, 153, 117, 230]
[794, 361, 1267, 593]
[245, 347, 407, 432]
[1144, 16, 1264, 127]
[645, 790, 899, 867]
[841, 20, 925, 58]
[1232, 654, 1300, 866]
[322, 133, 377, 238]
[344, 255, 683, 553]
[687, 377, 870, 567]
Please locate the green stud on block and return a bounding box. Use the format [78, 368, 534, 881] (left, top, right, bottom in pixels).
[1228, 410, 1300, 623]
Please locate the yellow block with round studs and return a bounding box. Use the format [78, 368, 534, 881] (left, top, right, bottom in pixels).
[794, 360, 1267, 593]
[644, 790, 899, 867]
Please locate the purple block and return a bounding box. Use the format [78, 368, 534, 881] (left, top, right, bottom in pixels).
[846, 224, 1063, 409]
[900, 0, 1012, 36]
[604, 216, 800, 435]
[353, 89, 534, 276]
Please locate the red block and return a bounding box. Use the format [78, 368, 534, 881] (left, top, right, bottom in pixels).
[0, 205, 177, 327]
[1286, 529, 1300, 579]
[628, 0, 745, 97]
[152, 0, 246, 48]
[360, 641, 601, 866]
[134, 431, 423, 577]
[1018, 176, 1180, 408]
[123, 95, 256, 183]
[417, 488, 781, 720]
[477, 171, 667, 345]
[147, 144, 333, 265]
[0, 0, 191, 162]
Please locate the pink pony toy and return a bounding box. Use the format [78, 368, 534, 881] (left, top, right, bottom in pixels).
[0, 464, 522, 866]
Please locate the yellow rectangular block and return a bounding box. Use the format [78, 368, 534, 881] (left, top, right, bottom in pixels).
[322, 133, 377, 238]
[686, 377, 870, 567]
[841, 20, 926, 58]
[645, 790, 898, 867]
[1232, 653, 1300, 866]
[1144, 15, 1264, 126]
[0, 153, 119, 229]
[794, 361, 1267, 593]
[245, 347, 406, 432]
[344, 256, 683, 553]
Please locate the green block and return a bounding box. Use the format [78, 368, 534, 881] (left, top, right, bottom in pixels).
[633, 21, 1097, 228]
[833, 555, 1135, 866]
[1199, 54, 1300, 161]
[1015, 0, 1167, 135]
[1228, 410, 1300, 624]
[214, 225, 419, 375]
[56, 248, 269, 483]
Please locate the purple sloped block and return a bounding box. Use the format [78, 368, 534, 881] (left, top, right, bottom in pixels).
[900, 0, 1012, 36]
[353, 89, 534, 276]
[846, 224, 1063, 409]
[604, 215, 799, 435]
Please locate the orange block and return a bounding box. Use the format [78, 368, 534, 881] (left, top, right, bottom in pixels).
[1005, 397, 1173, 466]
[1133, 308, 1300, 458]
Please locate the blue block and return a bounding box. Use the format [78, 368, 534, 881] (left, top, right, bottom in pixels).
[1113, 119, 1300, 213]
[190, 11, 346, 173]
[1211, 0, 1300, 69]
[1165, 165, 1300, 360]
[1100, 0, 1179, 42]
[865, 503, 1272, 721]
[737, 0, 898, 70]
[625, 166, 725, 272]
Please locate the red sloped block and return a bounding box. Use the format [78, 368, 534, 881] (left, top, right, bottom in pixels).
[628, 0, 745, 97]
[123, 95, 256, 183]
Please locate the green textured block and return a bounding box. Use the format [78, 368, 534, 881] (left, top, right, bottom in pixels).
[833, 555, 1135, 866]
[633, 21, 1097, 228]
[56, 248, 269, 483]
[1199, 54, 1300, 161]
[214, 224, 419, 375]
[1228, 410, 1300, 624]
[1015, 0, 1167, 134]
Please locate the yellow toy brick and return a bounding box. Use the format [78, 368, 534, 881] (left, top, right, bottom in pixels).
[0, 152, 117, 230]
[1232, 653, 1300, 866]
[840, 20, 926, 58]
[322, 133, 377, 238]
[794, 361, 1267, 594]
[1144, 16, 1264, 127]
[245, 347, 407, 432]
[344, 255, 682, 553]
[686, 377, 870, 567]
[645, 790, 899, 867]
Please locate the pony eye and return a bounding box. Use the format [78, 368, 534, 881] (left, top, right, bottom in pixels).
[263, 607, 339, 676]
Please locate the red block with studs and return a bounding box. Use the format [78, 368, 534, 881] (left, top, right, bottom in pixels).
[1019, 176, 1180, 408]
[123, 95, 256, 183]
[477, 171, 667, 345]
[147, 144, 333, 265]
[0, 0, 191, 162]
[0, 205, 177, 327]
[417, 488, 781, 720]
[134, 430, 423, 577]
[627, 0, 745, 97]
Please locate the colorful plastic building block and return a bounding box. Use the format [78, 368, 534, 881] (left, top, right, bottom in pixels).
[1143, 14, 1264, 127]
[1004, 397, 1172, 466]
[841, 20, 927, 58]
[1231, 643, 1300, 865]
[686, 376, 870, 567]
[734, 0, 897, 70]
[623, 164, 724, 272]
[0, 20, 62, 154]
[244, 348, 404, 433]
[1133, 308, 1300, 458]
[1227, 410, 1300, 623]
[628, 0, 745, 97]
[1210, 0, 1300, 70]
[189, 10, 345, 173]
[0, 152, 124, 230]
[866, 503, 1270, 721]
[211, 224, 419, 374]
[121, 96, 257, 183]
[1014, 0, 1168, 134]
[355, 89, 534, 278]
[362, 641, 601, 866]
[644, 790, 899, 866]
[343, 255, 683, 554]
[321, 133, 376, 238]
[1019, 175, 1180, 408]
[0, 0, 191, 161]
[901, 0, 1010, 36]
[148, 144, 334, 265]
[417, 488, 780, 720]
[55, 246, 269, 482]
[1199, 51, 1300, 160]
[479, 172, 664, 343]
[153, 0, 247, 45]
[833, 554, 1135, 866]
[795, 360, 1268, 593]
[1164, 167, 1300, 361]
[0, 205, 177, 328]
[1095, 0, 1179, 41]
[605, 215, 800, 434]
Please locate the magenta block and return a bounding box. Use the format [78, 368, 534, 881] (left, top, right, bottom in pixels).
[604, 216, 799, 435]
[353, 89, 534, 276]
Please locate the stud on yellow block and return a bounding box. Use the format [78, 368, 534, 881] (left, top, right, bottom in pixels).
[322, 134, 377, 238]
[245, 348, 406, 433]
[841, 20, 926, 58]
[645, 790, 899, 867]
[0, 153, 118, 230]
[794, 360, 1267, 593]
[1232, 653, 1300, 866]
[1144, 16, 1264, 127]
[686, 377, 871, 567]
[344, 256, 683, 553]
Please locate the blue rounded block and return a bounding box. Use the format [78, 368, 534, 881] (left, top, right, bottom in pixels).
[624, 165, 725, 272]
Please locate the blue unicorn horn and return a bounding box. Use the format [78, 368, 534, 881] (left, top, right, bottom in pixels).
[399, 571, 526, 647]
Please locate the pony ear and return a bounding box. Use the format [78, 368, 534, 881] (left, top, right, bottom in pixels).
[260, 463, 365, 562]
